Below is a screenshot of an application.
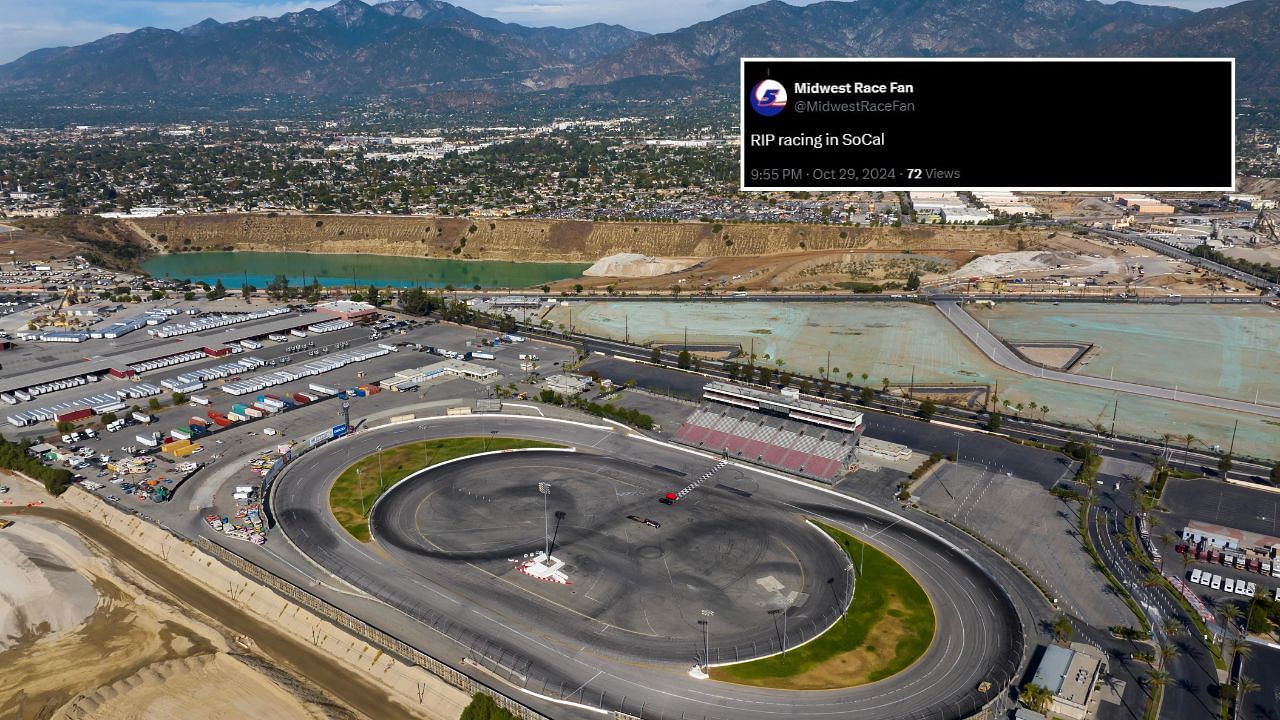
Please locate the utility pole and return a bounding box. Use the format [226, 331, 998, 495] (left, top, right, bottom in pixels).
[1228, 419, 1238, 456]
[376, 445, 384, 491]
[538, 482, 551, 562]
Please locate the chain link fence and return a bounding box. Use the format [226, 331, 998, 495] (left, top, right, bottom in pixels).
[198, 537, 551, 720]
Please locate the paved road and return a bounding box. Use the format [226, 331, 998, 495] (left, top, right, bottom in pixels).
[272, 415, 1030, 720]
[1087, 487, 1222, 720]
[934, 300, 1280, 420]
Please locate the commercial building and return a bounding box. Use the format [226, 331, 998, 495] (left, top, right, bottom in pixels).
[1115, 195, 1175, 215]
[941, 207, 995, 224]
[544, 374, 594, 397]
[1029, 643, 1108, 720]
[315, 300, 378, 321]
[1181, 519, 1280, 557]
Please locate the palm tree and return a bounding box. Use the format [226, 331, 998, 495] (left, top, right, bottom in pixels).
[1146, 668, 1171, 696]
[1182, 433, 1197, 465]
[1238, 675, 1261, 702]
[1163, 618, 1184, 639]
[1222, 604, 1243, 634]
[1052, 614, 1072, 645]
[1157, 641, 1179, 670]
[860, 372, 868, 386]
[1230, 636, 1251, 665]
[1020, 683, 1053, 713]
[882, 377, 890, 392]
[1159, 432, 1175, 467]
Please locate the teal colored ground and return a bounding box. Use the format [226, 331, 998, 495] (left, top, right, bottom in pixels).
[547, 301, 1280, 462]
[973, 303, 1280, 404]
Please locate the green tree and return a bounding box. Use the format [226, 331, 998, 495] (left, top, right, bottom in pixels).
[677, 349, 692, 370]
[650, 347, 661, 363]
[917, 399, 936, 422]
[148, 397, 161, 411]
[1020, 683, 1052, 713]
[859, 386, 875, 405]
[986, 412, 1002, 431]
[241, 283, 256, 301]
[905, 271, 921, 291]
[267, 274, 291, 300]
[881, 377, 890, 392]
[1218, 453, 1232, 476]
[758, 366, 774, 385]
[1052, 614, 1072, 645]
[171, 392, 187, 405]
[460, 693, 518, 720]
[366, 284, 381, 308]
[207, 279, 227, 300]
[1271, 463, 1280, 485]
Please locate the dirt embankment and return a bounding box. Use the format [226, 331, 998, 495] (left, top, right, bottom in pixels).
[8, 216, 152, 268]
[132, 214, 1046, 263]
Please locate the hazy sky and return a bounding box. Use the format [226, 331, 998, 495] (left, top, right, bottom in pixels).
[0, 0, 1236, 64]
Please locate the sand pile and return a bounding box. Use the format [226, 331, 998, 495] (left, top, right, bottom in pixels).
[584, 253, 699, 278]
[951, 251, 1089, 278]
[0, 524, 99, 650]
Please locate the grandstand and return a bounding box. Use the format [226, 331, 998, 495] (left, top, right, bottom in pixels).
[673, 383, 864, 483]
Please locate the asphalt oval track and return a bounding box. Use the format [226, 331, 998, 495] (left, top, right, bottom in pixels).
[272, 415, 1026, 720]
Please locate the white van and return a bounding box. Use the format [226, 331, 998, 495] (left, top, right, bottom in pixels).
[1211, 575, 1223, 590]
[1190, 569, 1203, 585]
[1224, 578, 1236, 594]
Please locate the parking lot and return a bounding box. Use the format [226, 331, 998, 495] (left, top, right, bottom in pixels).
[918, 462, 1136, 629]
[15, 316, 581, 547]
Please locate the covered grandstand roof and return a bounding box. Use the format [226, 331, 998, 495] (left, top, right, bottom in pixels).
[703, 382, 864, 433]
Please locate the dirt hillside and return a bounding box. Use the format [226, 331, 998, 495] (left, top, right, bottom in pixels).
[131, 214, 1047, 262]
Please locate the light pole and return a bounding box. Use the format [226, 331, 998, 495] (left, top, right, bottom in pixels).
[768, 605, 791, 657]
[700, 609, 714, 672]
[376, 445, 384, 491]
[953, 432, 962, 464]
[538, 482, 551, 561]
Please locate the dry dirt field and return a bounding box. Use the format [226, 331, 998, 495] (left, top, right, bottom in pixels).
[0, 475, 362, 720]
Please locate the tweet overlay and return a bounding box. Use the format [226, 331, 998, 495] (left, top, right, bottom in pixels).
[741, 58, 1234, 192]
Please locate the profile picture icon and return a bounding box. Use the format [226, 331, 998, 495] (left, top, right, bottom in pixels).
[749, 79, 787, 117]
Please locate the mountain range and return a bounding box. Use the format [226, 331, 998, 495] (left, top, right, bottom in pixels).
[0, 0, 1276, 99]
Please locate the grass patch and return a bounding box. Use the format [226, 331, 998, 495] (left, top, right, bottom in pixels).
[710, 522, 935, 690]
[329, 436, 561, 542]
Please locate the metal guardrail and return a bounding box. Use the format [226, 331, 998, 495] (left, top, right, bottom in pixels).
[197, 537, 551, 720]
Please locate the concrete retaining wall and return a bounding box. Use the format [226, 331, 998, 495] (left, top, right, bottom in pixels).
[58, 488, 469, 720]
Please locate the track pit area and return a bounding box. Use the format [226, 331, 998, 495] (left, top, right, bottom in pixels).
[370, 451, 850, 660]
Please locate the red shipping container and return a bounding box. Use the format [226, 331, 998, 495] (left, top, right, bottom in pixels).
[55, 407, 95, 423]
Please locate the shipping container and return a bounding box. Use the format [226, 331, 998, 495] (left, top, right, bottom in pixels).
[244, 407, 265, 418]
[308, 384, 337, 396]
[226, 411, 248, 423]
[292, 393, 314, 404]
[55, 407, 95, 423]
[171, 443, 202, 457]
